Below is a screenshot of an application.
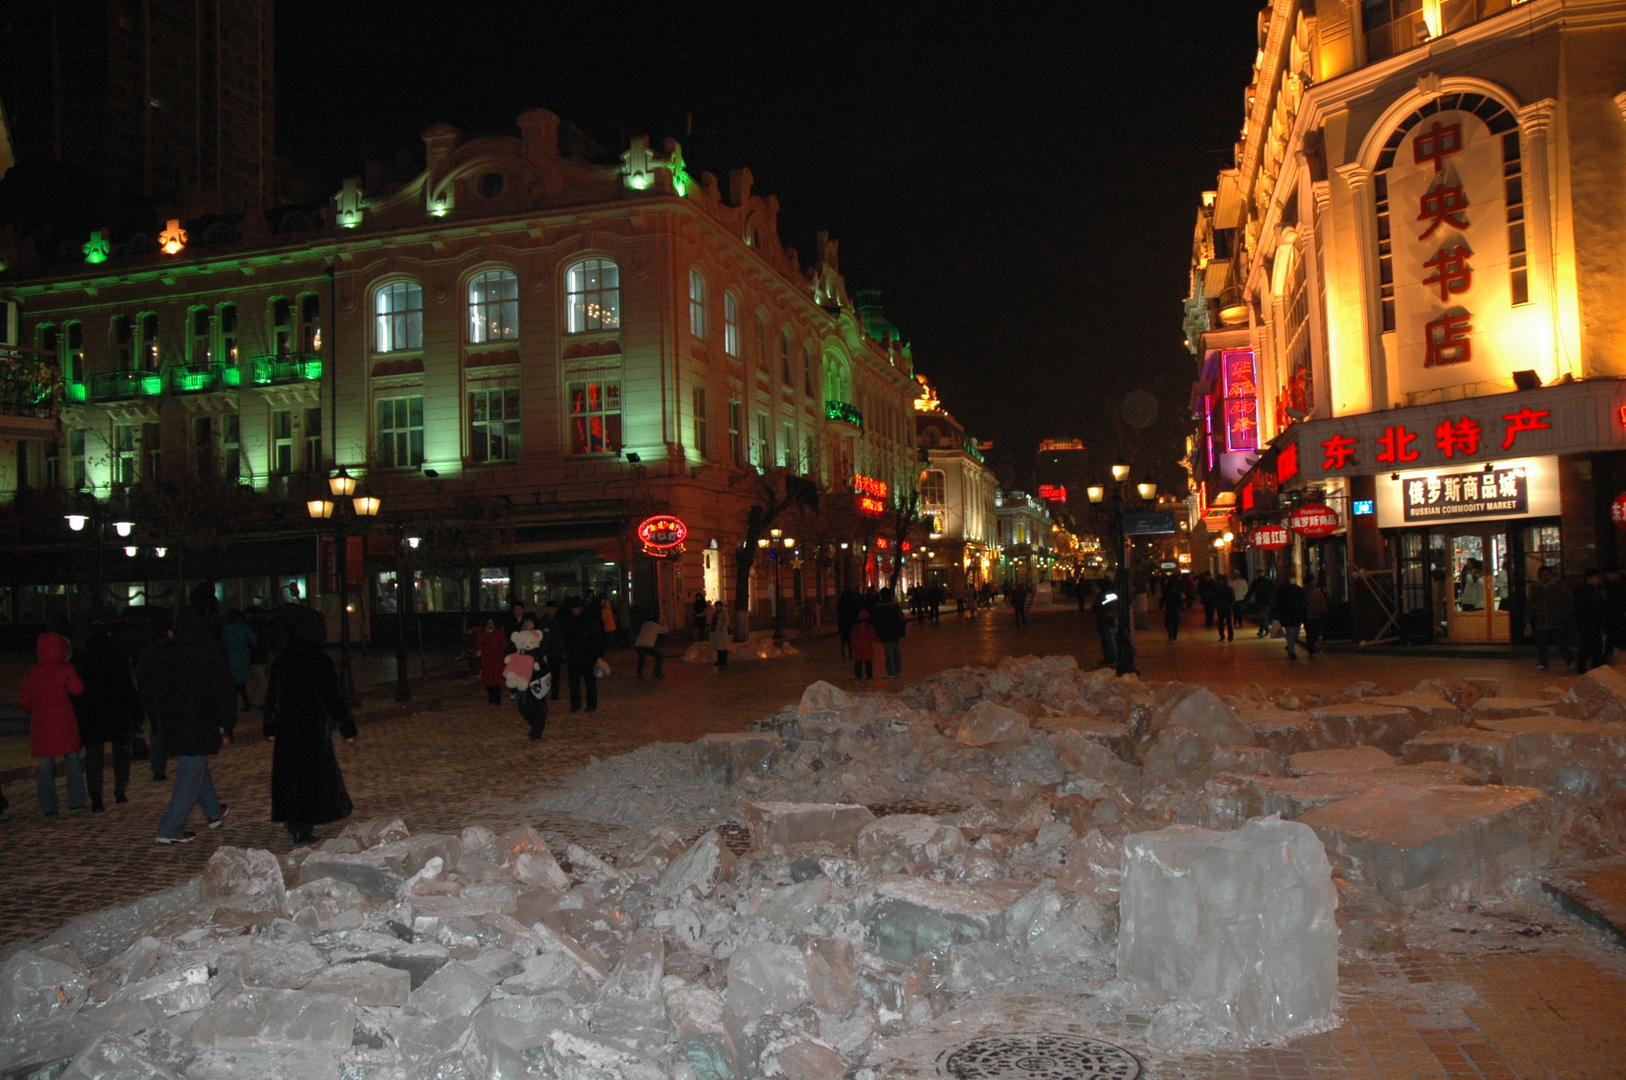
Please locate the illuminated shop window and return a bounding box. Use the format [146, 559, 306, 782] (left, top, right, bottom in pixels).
[375, 282, 424, 353]
[566, 259, 620, 333]
[469, 385, 521, 462]
[468, 270, 519, 343]
[376, 394, 425, 467]
[688, 268, 707, 339]
[567, 379, 622, 454]
[920, 468, 946, 508]
[723, 293, 740, 357]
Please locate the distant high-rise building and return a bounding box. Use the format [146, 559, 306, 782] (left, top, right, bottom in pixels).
[0, 0, 275, 216]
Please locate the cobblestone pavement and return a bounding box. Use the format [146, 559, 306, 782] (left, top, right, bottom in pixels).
[3, 605, 1619, 1078]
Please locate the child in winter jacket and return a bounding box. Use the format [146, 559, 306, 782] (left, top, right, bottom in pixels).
[850, 610, 877, 680]
[19, 631, 88, 815]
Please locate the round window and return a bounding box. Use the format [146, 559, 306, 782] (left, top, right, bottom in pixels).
[478, 172, 505, 198]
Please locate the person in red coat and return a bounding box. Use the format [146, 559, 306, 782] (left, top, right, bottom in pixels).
[476, 617, 509, 705]
[850, 609, 877, 680]
[19, 631, 88, 816]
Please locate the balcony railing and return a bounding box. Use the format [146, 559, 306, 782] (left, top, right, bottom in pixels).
[87, 369, 163, 402]
[0, 346, 64, 418]
[166, 361, 242, 394]
[1364, 0, 1522, 64]
[825, 400, 863, 429]
[251, 353, 323, 386]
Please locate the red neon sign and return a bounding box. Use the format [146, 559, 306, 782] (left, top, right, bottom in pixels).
[1221, 349, 1259, 452]
[854, 474, 888, 498]
[636, 514, 688, 556]
[874, 536, 890, 550]
[1249, 524, 1290, 550]
[1037, 484, 1067, 503]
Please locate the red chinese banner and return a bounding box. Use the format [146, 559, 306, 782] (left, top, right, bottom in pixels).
[1221, 349, 1258, 452]
[1248, 524, 1291, 550]
[318, 536, 364, 594]
[1288, 502, 1339, 538]
[1612, 493, 1626, 531]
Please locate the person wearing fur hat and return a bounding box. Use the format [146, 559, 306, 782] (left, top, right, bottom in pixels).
[505, 614, 551, 740]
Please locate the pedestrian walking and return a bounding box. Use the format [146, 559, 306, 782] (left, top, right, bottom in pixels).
[476, 617, 509, 704]
[20, 631, 87, 817]
[150, 607, 236, 843]
[505, 615, 551, 740]
[74, 621, 141, 811]
[1246, 572, 1276, 636]
[1528, 565, 1573, 671]
[1160, 577, 1184, 640]
[1197, 572, 1217, 628]
[635, 615, 668, 677]
[1303, 577, 1329, 656]
[1271, 577, 1309, 660]
[541, 601, 566, 701]
[1094, 580, 1120, 668]
[1011, 581, 1030, 626]
[263, 608, 356, 844]
[709, 602, 731, 667]
[691, 592, 709, 642]
[1574, 568, 1607, 674]
[563, 598, 606, 712]
[136, 609, 174, 781]
[221, 610, 258, 712]
[836, 589, 860, 659]
[872, 587, 907, 678]
[850, 609, 876, 679]
[1213, 576, 1236, 641]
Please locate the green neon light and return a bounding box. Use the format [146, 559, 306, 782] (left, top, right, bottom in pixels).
[83, 231, 110, 264]
[139, 374, 162, 396]
[825, 400, 863, 428]
[66, 383, 86, 403]
[222, 367, 241, 388]
[964, 438, 984, 463]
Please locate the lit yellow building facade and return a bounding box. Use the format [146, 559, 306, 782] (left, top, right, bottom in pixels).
[1187, 0, 1626, 643]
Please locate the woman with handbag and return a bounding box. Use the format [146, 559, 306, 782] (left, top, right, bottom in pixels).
[263, 608, 356, 844]
[506, 615, 551, 740]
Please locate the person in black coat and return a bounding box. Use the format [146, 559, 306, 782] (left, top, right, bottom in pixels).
[561, 597, 606, 712]
[1270, 578, 1309, 660]
[836, 589, 860, 660]
[74, 622, 142, 811]
[151, 607, 237, 843]
[263, 608, 356, 843]
[542, 600, 566, 701]
[505, 613, 551, 740]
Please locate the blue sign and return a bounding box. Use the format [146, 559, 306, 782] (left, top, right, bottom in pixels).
[1353, 499, 1375, 516]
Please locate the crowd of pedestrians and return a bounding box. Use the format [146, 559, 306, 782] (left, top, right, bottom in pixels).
[11, 591, 356, 847]
[474, 593, 618, 743]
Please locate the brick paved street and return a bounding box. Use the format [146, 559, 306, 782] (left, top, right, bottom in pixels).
[3, 605, 1620, 1078]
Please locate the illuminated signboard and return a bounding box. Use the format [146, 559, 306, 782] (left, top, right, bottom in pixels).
[1288, 502, 1339, 537]
[1037, 484, 1067, 503]
[636, 514, 688, 557]
[1353, 499, 1375, 516]
[855, 474, 888, 517]
[1037, 439, 1085, 452]
[1221, 349, 1258, 452]
[1249, 524, 1291, 549]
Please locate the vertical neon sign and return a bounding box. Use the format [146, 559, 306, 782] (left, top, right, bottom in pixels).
[1221, 349, 1259, 452]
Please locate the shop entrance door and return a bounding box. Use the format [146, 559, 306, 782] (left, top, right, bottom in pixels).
[1443, 529, 1511, 642]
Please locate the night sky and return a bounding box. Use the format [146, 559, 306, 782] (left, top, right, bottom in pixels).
[276, 1, 1265, 491]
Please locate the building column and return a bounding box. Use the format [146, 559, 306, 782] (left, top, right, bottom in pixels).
[1304, 174, 1334, 422]
[1332, 161, 1387, 413]
[1516, 99, 1567, 381]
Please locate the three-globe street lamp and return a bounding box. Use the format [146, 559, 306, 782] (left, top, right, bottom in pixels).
[1087, 464, 1158, 677]
[757, 527, 797, 641]
[65, 508, 138, 617]
[307, 468, 377, 703]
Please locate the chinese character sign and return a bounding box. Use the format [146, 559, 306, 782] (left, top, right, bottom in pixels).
[1387, 104, 1520, 399]
[1401, 466, 1527, 522]
[1221, 349, 1258, 452]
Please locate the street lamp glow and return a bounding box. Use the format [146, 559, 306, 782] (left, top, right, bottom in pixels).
[154, 547, 167, 557]
[307, 498, 335, 520]
[783, 537, 795, 548]
[1111, 463, 1131, 483]
[769, 527, 782, 540]
[66, 514, 88, 531]
[123, 545, 138, 557]
[1222, 531, 1234, 542]
[1137, 482, 1158, 501]
[329, 468, 357, 497]
[757, 537, 769, 548]
[353, 495, 381, 517]
[113, 521, 134, 537]
[406, 536, 421, 549]
[1086, 484, 1105, 504]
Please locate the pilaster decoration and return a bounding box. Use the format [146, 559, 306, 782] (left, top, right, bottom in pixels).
[1416, 72, 1443, 100]
[1331, 161, 1385, 409]
[1311, 180, 1332, 215]
[1516, 98, 1560, 366]
[1332, 161, 1370, 194]
[1613, 91, 1626, 122]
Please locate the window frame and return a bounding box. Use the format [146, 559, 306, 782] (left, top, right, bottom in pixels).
[468, 382, 522, 463]
[272, 409, 294, 476]
[693, 385, 709, 459]
[566, 377, 623, 455]
[565, 257, 622, 334]
[467, 268, 520, 344]
[688, 267, 707, 340]
[723, 292, 740, 357]
[188, 307, 213, 365]
[373, 280, 425, 354]
[375, 393, 426, 468]
[779, 328, 793, 385]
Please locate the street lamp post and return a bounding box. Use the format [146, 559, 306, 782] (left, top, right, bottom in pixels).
[308, 468, 377, 704]
[758, 527, 796, 642]
[394, 529, 417, 703]
[66, 509, 135, 618]
[1087, 464, 1156, 677]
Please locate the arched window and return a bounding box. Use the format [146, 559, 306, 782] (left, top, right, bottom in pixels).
[779, 328, 793, 385]
[802, 342, 816, 397]
[723, 292, 740, 357]
[920, 469, 947, 508]
[137, 313, 160, 370]
[566, 258, 620, 332]
[468, 269, 519, 343]
[822, 353, 851, 405]
[688, 268, 707, 339]
[375, 281, 424, 353]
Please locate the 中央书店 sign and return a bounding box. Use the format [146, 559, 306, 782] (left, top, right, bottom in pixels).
[1374, 456, 1559, 528]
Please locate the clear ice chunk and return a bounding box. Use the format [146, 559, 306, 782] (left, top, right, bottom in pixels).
[60, 1031, 185, 1080]
[0, 949, 90, 1027]
[725, 943, 811, 1019]
[408, 960, 494, 1020]
[302, 960, 411, 1007]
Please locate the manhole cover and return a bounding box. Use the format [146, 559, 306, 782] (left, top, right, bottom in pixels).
[938, 1034, 1140, 1080]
